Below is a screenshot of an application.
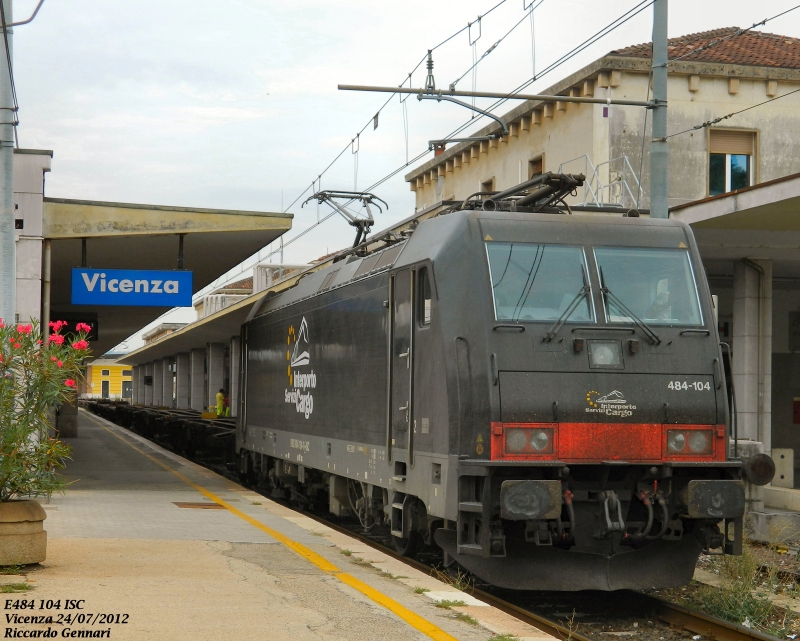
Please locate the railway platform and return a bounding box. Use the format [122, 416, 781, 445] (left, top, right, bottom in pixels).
[7, 409, 554, 641]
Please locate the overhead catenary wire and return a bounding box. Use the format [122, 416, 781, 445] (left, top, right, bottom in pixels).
[664, 86, 800, 140]
[278, 0, 513, 216]
[201, 0, 655, 294]
[658, 4, 800, 68]
[449, 1, 544, 92]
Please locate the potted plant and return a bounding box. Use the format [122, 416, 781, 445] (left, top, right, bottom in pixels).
[0, 319, 90, 565]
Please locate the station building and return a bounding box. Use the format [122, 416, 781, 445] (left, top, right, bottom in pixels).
[82, 357, 133, 400]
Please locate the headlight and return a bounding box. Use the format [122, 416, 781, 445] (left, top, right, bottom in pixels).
[667, 431, 686, 453]
[503, 427, 555, 455]
[689, 431, 710, 453]
[530, 430, 550, 451]
[588, 340, 623, 369]
[666, 429, 713, 455]
[506, 429, 528, 453]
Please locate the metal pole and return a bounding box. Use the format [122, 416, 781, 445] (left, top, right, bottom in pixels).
[42, 238, 50, 340]
[0, 0, 13, 325]
[337, 85, 654, 108]
[649, 0, 669, 218]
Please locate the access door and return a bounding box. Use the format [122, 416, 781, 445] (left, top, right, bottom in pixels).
[389, 270, 414, 461]
[101, 380, 110, 399]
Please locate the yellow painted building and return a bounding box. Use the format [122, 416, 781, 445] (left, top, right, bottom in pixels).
[83, 358, 133, 400]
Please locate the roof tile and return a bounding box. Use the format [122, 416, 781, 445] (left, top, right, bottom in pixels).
[610, 27, 800, 69]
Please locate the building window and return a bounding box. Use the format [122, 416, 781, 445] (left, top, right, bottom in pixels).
[101, 369, 110, 376]
[481, 178, 496, 193]
[709, 129, 755, 196]
[122, 369, 132, 377]
[528, 156, 543, 179]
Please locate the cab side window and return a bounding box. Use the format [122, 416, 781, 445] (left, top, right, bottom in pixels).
[419, 268, 432, 326]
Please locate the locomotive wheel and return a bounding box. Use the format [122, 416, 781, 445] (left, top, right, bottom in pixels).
[391, 531, 421, 557]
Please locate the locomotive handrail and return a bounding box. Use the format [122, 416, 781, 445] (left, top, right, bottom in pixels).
[680, 329, 710, 336]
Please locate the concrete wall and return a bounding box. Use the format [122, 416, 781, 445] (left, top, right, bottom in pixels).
[162, 358, 173, 408]
[152, 358, 163, 407]
[176, 352, 190, 409]
[190, 348, 205, 412]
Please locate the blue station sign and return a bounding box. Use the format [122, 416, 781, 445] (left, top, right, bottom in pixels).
[71, 268, 193, 307]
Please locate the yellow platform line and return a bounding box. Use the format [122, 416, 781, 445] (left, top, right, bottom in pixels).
[82, 411, 459, 641]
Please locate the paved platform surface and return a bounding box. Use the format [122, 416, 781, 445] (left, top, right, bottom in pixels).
[5, 409, 554, 641]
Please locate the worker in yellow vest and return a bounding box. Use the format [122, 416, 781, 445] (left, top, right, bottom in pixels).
[216, 388, 225, 417]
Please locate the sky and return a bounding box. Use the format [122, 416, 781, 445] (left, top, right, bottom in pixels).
[11, 0, 800, 351]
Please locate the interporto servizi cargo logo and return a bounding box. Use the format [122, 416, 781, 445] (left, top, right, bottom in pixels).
[284, 317, 316, 418]
[585, 389, 636, 418]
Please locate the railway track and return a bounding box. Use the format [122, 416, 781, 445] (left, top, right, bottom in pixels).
[85, 404, 786, 641]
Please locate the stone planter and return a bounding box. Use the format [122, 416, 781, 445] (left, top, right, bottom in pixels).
[0, 500, 47, 565]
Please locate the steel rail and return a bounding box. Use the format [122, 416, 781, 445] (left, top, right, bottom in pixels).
[337, 84, 654, 108]
[640, 593, 778, 641]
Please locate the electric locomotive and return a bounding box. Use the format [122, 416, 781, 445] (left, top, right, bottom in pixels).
[237, 173, 760, 591]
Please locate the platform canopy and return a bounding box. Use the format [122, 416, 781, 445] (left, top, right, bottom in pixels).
[670, 172, 800, 275]
[44, 198, 292, 356]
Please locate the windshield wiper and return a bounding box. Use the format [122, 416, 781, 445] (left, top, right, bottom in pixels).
[601, 285, 661, 345]
[544, 285, 590, 342]
[544, 265, 591, 342]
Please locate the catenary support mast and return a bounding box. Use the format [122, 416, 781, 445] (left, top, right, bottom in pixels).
[649, 0, 669, 218]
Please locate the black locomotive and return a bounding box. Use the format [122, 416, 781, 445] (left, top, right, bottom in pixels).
[237, 174, 761, 591]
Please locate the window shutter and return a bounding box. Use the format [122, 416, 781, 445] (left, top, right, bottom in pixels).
[709, 129, 754, 155]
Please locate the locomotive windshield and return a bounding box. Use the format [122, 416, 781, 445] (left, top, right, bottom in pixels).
[594, 247, 703, 326]
[486, 243, 593, 322]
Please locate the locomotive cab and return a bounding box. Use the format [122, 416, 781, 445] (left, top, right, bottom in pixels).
[431, 211, 748, 591]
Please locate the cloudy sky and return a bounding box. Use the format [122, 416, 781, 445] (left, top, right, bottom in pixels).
[12, 0, 800, 348]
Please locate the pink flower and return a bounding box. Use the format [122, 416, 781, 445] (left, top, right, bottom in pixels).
[71, 340, 89, 351]
[75, 322, 92, 333]
[57, 360, 63, 368]
[64, 379, 76, 388]
[48, 334, 65, 345]
[16, 324, 32, 334]
[12, 343, 20, 349]
[50, 356, 57, 362]
[49, 320, 67, 332]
